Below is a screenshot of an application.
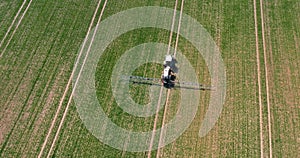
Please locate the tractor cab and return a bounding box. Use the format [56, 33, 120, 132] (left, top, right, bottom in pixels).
[162, 55, 176, 88]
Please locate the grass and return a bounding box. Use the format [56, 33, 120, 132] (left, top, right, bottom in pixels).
[0, 0, 299, 157]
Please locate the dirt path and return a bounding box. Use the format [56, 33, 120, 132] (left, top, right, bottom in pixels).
[37, 0, 105, 157]
[253, 0, 264, 157]
[259, 0, 273, 157]
[147, 1, 179, 157]
[0, 0, 33, 58]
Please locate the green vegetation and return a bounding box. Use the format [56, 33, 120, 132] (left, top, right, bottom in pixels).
[0, 0, 299, 157]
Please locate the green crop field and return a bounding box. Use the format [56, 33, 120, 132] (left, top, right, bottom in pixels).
[0, 0, 299, 157]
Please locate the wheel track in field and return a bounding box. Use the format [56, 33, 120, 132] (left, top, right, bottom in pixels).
[121, 42, 157, 157]
[156, 89, 170, 158]
[37, 0, 107, 157]
[147, 1, 179, 157]
[45, 0, 109, 157]
[259, 0, 272, 157]
[253, 0, 264, 157]
[155, 0, 184, 157]
[0, 0, 35, 85]
[0, 0, 33, 58]
[19, 5, 85, 154]
[0, 0, 56, 127]
[254, 0, 273, 157]
[0, 0, 26, 49]
[1, 22, 60, 157]
[0, 1, 62, 154]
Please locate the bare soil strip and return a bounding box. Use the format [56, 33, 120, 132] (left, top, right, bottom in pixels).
[259, 0, 273, 157]
[147, 1, 179, 157]
[0, 0, 26, 49]
[0, 0, 33, 58]
[253, 0, 264, 157]
[156, 0, 184, 157]
[37, 0, 104, 157]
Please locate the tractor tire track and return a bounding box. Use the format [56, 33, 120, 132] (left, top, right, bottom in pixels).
[19, 5, 85, 154]
[0, 1, 61, 154]
[37, 0, 106, 157]
[253, 0, 264, 157]
[147, 86, 165, 158]
[0, 0, 33, 58]
[166, 0, 179, 56]
[173, 0, 184, 58]
[156, 0, 184, 157]
[0, 0, 26, 50]
[0, 24, 59, 157]
[259, 0, 272, 157]
[147, 1, 179, 157]
[0, 0, 55, 136]
[45, 0, 108, 157]
[156, 89, 170, 158]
